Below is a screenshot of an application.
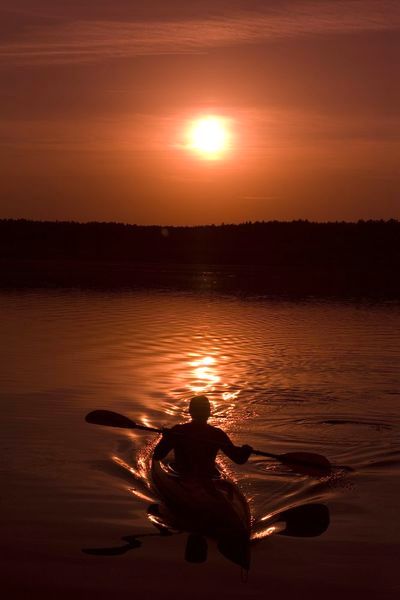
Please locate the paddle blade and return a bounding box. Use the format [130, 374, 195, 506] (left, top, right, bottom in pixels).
[277, 503, 330, 537]
[85, 410, 136, 429]
[278, 452, 332, 476]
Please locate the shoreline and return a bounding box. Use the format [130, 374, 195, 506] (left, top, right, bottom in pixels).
[1, 258, 399, 299]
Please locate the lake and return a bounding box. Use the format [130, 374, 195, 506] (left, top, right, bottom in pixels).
[1, 290, 399, 599]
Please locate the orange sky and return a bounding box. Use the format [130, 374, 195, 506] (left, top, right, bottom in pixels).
[0, 1, 399, 224]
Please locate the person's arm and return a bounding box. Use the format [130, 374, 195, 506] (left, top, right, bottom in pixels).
[153, 429, 174, 461]
[218, 430, 253, 464]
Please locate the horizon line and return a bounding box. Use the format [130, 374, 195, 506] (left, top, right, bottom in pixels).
[1, 217, 399, 228]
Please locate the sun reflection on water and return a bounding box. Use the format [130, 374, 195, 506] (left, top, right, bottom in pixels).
[128, 348, 244, 449]
[182, 352, 243, 428]
[186, 354, 240, 400]
[188, 355, 220, 393]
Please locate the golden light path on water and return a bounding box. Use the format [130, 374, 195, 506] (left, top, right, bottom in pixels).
[160, 351, 241, 424]
[189, 355, 220, 392]
[112, 349, 250, 529]
[188, 354, 240, 411]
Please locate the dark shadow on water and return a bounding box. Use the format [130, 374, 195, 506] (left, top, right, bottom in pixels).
[82, 501, 330, 568]
[82, 528, 173, 556]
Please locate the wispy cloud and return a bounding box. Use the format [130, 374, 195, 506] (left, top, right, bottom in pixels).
[0, 1, 399, 65]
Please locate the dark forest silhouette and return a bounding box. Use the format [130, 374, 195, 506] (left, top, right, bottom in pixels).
[1, 218, 399, 297]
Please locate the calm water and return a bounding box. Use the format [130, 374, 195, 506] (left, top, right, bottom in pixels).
[1, 290, 399, 598]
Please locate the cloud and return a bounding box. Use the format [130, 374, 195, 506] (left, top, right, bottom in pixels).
[0, 1, 399, 65]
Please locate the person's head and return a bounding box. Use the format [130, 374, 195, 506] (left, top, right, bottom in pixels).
[189, 395, 211, 423]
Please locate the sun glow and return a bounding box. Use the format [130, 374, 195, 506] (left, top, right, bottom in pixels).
[187, 116, 230, 159]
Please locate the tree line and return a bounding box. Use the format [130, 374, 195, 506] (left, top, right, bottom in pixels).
[1, 218, 399, 268]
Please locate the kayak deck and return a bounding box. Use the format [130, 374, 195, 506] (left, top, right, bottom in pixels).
[150, 459, 251, 568]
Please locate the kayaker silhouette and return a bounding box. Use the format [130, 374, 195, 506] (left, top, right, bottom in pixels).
[153, 395, 253, 477]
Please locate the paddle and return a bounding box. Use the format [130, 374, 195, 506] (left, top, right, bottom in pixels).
[251, 449, 332, 476]
[85, 410, 161, 432]
[250, 502, 330, 543]
[85, 409, 333, 476]
[272, 503, 330, 537]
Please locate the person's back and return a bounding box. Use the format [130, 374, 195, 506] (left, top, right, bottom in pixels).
[153, 395, 252, 477]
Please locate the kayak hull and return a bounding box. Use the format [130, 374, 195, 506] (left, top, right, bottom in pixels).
[150, 459, 251, 568]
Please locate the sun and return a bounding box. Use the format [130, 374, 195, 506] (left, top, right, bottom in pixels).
[187, 116, 230, 159]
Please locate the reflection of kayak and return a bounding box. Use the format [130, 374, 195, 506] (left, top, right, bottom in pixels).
[151, 459, 251, 568]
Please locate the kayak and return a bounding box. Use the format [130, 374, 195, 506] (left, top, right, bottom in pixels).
[150, 459, 251, 568]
